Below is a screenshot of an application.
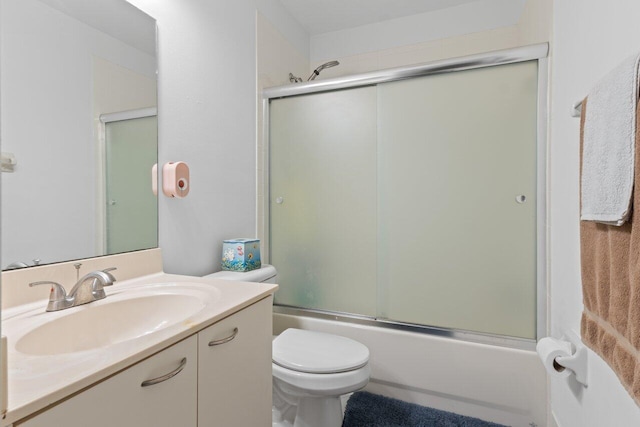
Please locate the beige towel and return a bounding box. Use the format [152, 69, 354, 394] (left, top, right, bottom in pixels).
[580, 98, 640, 404]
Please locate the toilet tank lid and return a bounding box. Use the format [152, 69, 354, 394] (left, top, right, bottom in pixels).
[272, 328, 369, 374]
[204, 264, 276, 282]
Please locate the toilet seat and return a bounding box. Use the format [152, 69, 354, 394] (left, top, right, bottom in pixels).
[273, 329, 369, 374]
[273, 362, 371, 397]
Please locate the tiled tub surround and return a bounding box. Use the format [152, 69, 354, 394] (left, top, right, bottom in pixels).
[1, 249, 277, 425]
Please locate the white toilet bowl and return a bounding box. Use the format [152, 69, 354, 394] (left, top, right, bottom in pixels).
[204, 266, 370, 427]
[272, 328, 370, 427]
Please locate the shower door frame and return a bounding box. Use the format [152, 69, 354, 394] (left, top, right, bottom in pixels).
[261, 43, 549, 350]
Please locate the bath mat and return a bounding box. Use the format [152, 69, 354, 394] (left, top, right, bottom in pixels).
[342, 392, 506, 427]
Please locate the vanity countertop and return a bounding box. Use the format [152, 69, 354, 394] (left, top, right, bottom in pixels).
[1, 272, 277, 426]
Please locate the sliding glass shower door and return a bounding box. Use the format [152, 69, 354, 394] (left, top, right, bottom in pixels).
[269, 60, 539, 339]
[270, 87, 378, 316]
[377, 62, 538, 338]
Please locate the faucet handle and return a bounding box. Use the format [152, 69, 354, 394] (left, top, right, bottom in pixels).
[29, 281, 71, 312]
[29, 281, 67, 301]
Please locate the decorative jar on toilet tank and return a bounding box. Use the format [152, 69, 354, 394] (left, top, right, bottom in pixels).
[221, 239, 261, 272]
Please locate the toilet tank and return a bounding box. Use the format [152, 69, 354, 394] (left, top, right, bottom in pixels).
[204, 264, 277, 283]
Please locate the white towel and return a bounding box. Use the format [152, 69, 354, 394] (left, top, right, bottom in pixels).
[581, 53, 640, 226]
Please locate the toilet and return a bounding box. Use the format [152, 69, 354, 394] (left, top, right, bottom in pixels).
[205, 265, 371, 427]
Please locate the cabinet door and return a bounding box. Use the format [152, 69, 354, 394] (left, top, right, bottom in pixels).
[198, 296, 273, 427]
[18, 335, 197, 427]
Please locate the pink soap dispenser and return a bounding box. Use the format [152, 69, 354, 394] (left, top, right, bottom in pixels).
[162, 161, 190, 198]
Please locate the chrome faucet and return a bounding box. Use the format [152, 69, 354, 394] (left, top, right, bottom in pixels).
[29, 268, 117, 312]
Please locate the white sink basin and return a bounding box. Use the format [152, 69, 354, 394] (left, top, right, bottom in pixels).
[7, 282, 220, 356]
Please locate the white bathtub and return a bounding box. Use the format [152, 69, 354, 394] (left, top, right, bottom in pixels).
[273, 312, 548, 427]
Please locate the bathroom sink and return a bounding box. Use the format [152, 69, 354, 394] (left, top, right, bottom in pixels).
[0, 271, 277, 427]
[12, 283, 218, 356]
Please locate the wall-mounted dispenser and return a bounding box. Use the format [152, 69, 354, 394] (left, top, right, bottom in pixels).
[162, 161, 190, 198]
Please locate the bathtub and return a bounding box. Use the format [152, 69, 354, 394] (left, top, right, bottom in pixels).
[273, 312, 548, 427]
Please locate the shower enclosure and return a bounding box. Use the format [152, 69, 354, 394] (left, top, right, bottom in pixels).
[263, 44, 548, 347]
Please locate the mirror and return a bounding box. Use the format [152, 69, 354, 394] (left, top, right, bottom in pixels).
[0, 0, 158, 270]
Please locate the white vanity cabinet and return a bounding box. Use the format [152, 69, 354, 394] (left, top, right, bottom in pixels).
[13, 296, 274, 427]
[17, 335, 198, 427]
[197, 296, 273, 427]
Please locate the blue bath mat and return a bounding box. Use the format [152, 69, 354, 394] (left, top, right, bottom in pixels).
[342, 392, 507, 427]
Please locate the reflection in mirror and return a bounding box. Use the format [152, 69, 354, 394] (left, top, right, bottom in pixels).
[0, 0, 158, 270]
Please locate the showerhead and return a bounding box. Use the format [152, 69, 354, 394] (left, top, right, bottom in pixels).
[318, 60, 340, 69]
[308, 60, 340, 81]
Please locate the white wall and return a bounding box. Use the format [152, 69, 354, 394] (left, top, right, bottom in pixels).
[310, 0, 526, 62]
[0, 0, 155, 268]
[305, 0, 551, 81]
[550, 1, 640, 426]
[125, 0, 308, 275]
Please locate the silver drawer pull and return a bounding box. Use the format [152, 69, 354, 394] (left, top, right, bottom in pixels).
[141, 357, 187, 387]
[208, 327, 239, 347]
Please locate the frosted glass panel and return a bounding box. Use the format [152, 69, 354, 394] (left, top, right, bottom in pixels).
[377, 61, 538, 338]
[105, 116, 158, 254]
[270, 87, 378, 315]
